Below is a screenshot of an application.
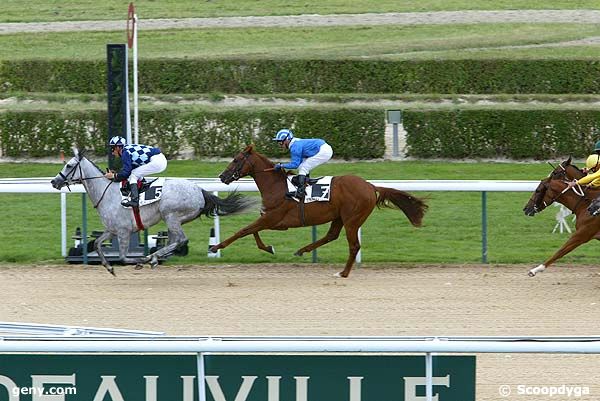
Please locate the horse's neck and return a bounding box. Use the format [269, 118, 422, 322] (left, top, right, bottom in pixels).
[250, 157, 287, 206]
[556, 186, 588, 212]
[80, 160, 114, 204]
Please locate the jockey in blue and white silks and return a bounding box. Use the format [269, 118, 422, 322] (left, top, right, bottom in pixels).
[272, 129, 333, 199]
[105, 136, 167, 207]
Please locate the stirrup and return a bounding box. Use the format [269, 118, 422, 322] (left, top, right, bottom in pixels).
[121, 199, 138, 208]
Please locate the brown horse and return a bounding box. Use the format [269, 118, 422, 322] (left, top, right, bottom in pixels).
[209, 145, 428, 278]
[523, 157, 600, 276]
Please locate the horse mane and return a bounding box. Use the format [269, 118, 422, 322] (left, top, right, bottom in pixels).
[566, 162, 585, 178]
[247, 145, 275, 167]
[75, 148, 105, 175]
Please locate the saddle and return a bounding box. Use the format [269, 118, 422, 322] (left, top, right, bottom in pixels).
[286, 176, 333, 203]
[290, 175, 323, 187]
[120, 178, 155, 196]
[120, 178, 165, 207]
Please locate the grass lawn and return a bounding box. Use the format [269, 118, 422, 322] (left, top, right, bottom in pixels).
[2, 23, 600, 61]
[1, 159, 597, 267]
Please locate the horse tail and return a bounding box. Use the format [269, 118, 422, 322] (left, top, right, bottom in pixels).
[374, 186, 428, 227]
[200, 190, 257, 217]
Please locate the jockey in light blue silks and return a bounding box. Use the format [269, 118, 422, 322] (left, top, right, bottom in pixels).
[104, 136, 168, 207]
[272, 129, 333, 200]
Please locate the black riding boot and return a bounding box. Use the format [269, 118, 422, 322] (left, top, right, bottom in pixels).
[295, 174, 307, 200]
[588, 195, 600, 216]
[121, 183, 139, 208]
[285, 175, 307, 200]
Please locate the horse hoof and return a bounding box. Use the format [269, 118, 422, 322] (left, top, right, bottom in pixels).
[135, 263, 144, 270]
[267, 246, 275, 255]
[528, 271, 536, 277]
[208, 246, 218, 254]
[333, 272, 341, 278]
[107, 267, 116, 277]
[294, 251, 302, 257]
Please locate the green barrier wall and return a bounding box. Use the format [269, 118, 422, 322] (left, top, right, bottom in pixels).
[0, 354, 474, 401]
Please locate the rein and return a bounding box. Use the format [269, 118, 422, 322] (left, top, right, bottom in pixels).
[60, 158, 112, 208]
[93, 181, 114, 209]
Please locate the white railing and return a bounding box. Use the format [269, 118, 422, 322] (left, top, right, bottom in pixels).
[0, 335, 597, 401]
[0, 177, 539, 193]
[0, 178, 540, 262]
[0, 335, 599, 353]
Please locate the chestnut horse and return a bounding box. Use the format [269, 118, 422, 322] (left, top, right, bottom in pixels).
[209, 145, 428, 278]
[523, 157, 600, 277]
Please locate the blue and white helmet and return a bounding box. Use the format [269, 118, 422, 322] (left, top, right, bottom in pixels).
[273, 129, 294, 142]
[108, 136, 127, 147]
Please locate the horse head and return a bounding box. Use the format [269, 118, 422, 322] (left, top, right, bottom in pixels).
[50, 149, 86, 190]
[219, 145, 269, 184]
[523, 156, 584, 216]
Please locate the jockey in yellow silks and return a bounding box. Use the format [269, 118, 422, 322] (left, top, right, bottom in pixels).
[566, 154, 600, 216]
[574, 154, 600, 187]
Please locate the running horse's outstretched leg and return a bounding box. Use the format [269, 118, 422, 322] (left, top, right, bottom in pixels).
[94, 230, 116, 276]
[209, 216, 272, 254]
[294, 218, 344, 257]
[253, 233, 275, 254]
[136, 215, 189, 269]
[528, 227, 598, 277]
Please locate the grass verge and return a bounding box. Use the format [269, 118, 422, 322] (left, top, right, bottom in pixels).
[1, 159, 597, 268]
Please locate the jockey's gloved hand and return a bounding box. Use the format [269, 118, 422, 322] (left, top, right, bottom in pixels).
[274, 163, 283, 171]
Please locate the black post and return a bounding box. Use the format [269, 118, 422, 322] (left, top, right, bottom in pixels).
[107, 44, 128, 171]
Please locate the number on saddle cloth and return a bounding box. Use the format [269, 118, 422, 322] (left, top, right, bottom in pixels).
[287, 176, 333, 203]
[120, 178, 164, 206]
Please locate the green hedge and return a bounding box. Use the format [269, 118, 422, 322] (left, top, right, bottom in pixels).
[404, 109, 600, 159]
[0, 108, 385, 159]
[2, 59, 600, 94]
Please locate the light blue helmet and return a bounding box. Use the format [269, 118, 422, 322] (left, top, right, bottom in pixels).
[108, 136, 126, 147]
[273, 129, 294, 142]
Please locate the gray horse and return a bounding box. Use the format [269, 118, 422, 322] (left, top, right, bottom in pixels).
[51, 149, 255, 275]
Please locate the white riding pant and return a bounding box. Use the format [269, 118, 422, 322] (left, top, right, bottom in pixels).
[128, 153, 167, 184]
[298, 144, 333, 176]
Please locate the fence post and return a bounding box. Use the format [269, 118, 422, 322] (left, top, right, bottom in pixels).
[426, 352, 433, 401]
[82, 193, 88, 265]
[61, 193, 67, 257]
[482, 191, 488, 263]
[212, 191, 221, 258]
[196, 352, 206, 401]
[312, 226, 317, 263]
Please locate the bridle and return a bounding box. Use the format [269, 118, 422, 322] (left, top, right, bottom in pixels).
[59, 157, 113, 208]
[228, 151, 254, 181]
[538, 165, 585, 211]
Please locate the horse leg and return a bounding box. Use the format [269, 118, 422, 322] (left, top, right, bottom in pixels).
[335, 223, 361, 279]
[294, 218, 343, 257]
[209, 217, 270, 253]
[253, 233, 275, 254]
[529, 229, 596, 277]
[117, 230, 142, 267]
[137, 217, 188, 269]
[94, 230, 115, 276]
[335, 209, 373, 278]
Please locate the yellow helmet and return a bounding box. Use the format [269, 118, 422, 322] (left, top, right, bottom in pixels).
[586, 154, 600, 169]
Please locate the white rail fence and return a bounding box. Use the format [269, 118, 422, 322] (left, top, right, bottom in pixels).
[0, 178, 540, 262]
[0, 336, 599, 401]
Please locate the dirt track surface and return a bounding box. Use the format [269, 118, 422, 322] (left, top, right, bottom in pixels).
[1, 263, 600, 400]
